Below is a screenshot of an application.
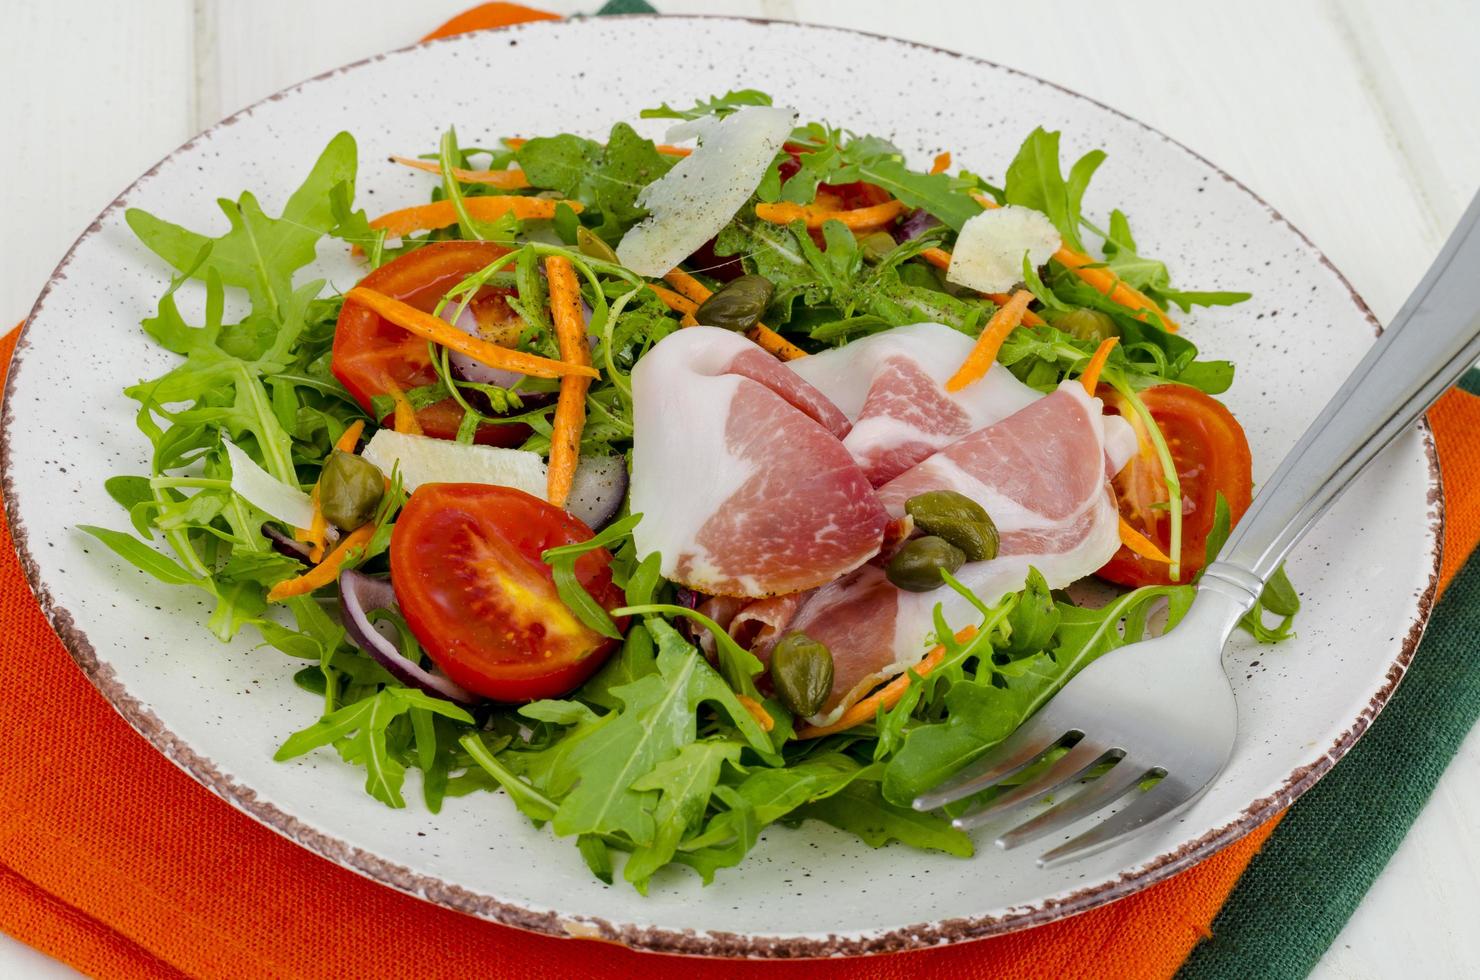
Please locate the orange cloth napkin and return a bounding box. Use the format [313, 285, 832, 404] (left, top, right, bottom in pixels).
[2, 6, 1475, 977]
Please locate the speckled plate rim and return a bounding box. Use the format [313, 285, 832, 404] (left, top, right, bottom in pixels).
[0, 14, 1443, 960]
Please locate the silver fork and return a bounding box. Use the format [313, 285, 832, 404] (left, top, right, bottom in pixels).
[913, 189, 1480, 867]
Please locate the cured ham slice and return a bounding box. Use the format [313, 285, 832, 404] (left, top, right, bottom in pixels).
[788, 322, 1040, 484]
[630, 327, 888, 597]
[767, 381, 1130, 725]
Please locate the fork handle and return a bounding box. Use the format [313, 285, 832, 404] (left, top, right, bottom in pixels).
[1203, 189, 1480, 606]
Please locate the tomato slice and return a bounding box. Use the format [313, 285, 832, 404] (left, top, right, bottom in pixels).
[390, 484, 627, 702]
[332, 242, 527, 445]
[1097, 384, 1253, 588]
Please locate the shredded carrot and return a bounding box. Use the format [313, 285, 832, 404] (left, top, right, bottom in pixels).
[746, 325, 806, 361]
[736, 695, 775, 732]
[334, 419, 366, 454]
[754, 198, 908, 232]
[659, 269, 807, 360]
[647, 283, 698, 316]
[266, 523, 376, 602]
[345, 288, 597, 381]
[918, 247, 1046, 327]
[945, 290, 1033, 392]
[661, 268, 711, 305]
[296, 486, 329, 564]
[930, 151, 952, 174]
[1118, 516, 1174, 564]
[797, 628, 977, 739]
[503, 138, 691, 157]
[544, 256, 590, 508]
[389, 156, 531, 189]
[367, 196, 582, 239]
[1054, 249, 1180, 333]
[1079, 337, 1119, 394]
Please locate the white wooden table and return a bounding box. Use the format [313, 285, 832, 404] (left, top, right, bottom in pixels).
[3, 1, 1479, 976]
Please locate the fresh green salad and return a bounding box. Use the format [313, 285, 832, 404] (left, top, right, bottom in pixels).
[86, 90, 1296, 892]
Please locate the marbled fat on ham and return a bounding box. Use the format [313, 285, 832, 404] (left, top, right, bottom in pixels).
[630, 327, 888, 597]
[771, 381, 1131, 725]
[787, 323, 1041, 485]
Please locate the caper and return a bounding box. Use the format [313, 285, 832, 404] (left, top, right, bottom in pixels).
[904, 490, 999, 562]
[1046, 307, 1119, 344]
[695, 274, 774, 332]
[318, 450, 385, 530]
[885, 535, 966, 592]
[769, 631, 835, 718]
[576, 226, 620, 265]
[856, 231, 898, 264]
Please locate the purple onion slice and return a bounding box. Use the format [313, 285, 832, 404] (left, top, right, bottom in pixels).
[566, 455, 629, 531]
[338, 569, 482, 707]
[441, 302, 526, 388]
[893, 208, 942, 244]
[262, 523, 311, 562]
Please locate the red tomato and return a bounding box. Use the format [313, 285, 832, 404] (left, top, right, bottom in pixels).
[1097, 384, 1253, 588]
[332, 242, 527, 445]
[390, 484, 628, 702]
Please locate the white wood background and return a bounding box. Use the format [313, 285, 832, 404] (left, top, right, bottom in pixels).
[3, 1, 1479, 976]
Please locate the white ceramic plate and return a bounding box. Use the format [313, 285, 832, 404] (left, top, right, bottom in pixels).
[2, 16, 1439, 957]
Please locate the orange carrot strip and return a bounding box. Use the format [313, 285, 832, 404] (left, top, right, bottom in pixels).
[746, 325, 807, 361]
[755, 198, 908, 232]
[367, 196, 582, 239]
[345, 287, 596, 381]
[918, 247, 1045, 327]
[945, 290, 1033, 392]
[545, 256, 590, 508]
[334, 419, 366, 454]
[1079, 337, 1119, 394]
[389, 156, 531, 189]
[662, 268, 711, 305]
[930, 151, 952, 174]
[1054, 249, 1180, 333]
[296, 486, 329, 564]
[1119, 516, 1173, 564]
[266, 523, 376, 602]
[736, 695, 775, 732]
[797, 628, 977, 739]
[648, 284, 698, 316]
[503, 138, 691, 157]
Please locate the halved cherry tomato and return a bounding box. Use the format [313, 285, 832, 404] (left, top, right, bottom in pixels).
[1097, 384, 1253, 587]
[390, 483, 627, 702]
[332, 242, 527, 445]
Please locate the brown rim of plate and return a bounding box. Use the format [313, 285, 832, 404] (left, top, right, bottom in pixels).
[0, 15, 1445, 960]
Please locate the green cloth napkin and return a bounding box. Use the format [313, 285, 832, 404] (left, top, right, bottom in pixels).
[1182, 370, 1480, 977]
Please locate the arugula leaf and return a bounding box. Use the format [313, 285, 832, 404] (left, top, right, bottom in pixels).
[125, 132, 356, 317]
[515, 123, 675, 238]
[1004, 127, 1094, 252]
[542, 513, 642, 638]
[792, 778, 972, 856]
[881, 584, 1193, 806]
[1200, 493, 1300, 641]
[78, 525, 207, 587]
[640, 89, 773, 120]
[624, 741, 742, 893]
[852, 156, 983, 232]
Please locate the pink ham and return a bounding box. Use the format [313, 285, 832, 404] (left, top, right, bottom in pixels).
[630, 327, 888, 597]
[765, 381, 1131, 725]
[788, 323, 1040, 485]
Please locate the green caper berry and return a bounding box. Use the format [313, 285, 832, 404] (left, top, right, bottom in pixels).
[856, 231, 898, 264]
[904, 490, 1000, 562]
[885, 535, 967, 592]
[576, 226, 620, 265]
[318, 450, 385, 530]
[1047, 307, 1119, 344]
[694, 274, 774, 332]
[769, 631, 835, 718]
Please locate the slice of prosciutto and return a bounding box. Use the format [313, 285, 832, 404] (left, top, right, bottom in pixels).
[771, 381, 1135, 726]
[630, 327, 888, 597]
[787, 322, 1041, 485]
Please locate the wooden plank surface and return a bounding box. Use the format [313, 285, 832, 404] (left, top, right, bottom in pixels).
[3, 1, 1479, 976]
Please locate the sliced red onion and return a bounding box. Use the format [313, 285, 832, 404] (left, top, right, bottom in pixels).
[441, 302, 526, 388]
[894, 208, 942, 244]
[262, 523, 311, 562]
[338, 569, 482, 707]
[566, 455, 629, 530]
